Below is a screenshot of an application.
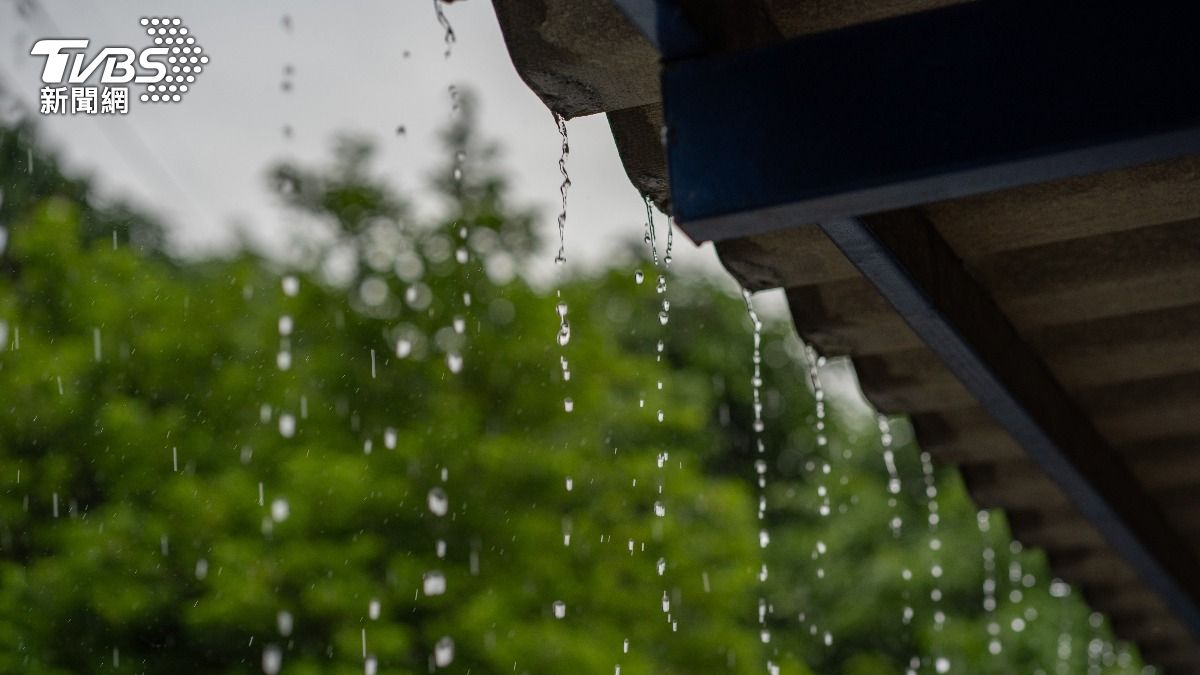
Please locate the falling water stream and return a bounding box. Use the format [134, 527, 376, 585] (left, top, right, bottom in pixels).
[432, 0, 456, 58]
[920, 450, 948, 673]
[979, 510, 1002, 656]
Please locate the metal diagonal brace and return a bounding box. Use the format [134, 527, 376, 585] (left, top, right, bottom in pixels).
[820, 214, 1200, 642]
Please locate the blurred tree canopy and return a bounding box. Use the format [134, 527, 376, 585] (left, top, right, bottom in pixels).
[0, 101, 1145, 674]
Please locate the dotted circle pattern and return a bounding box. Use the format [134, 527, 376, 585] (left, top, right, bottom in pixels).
[138, 17, 208, 104]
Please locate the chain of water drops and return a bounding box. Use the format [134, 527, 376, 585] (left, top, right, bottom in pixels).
[552, 112, 573, 408]
[626, 198, 676, 675]
[916, 451, 950, 674]
[554, 113, 571, 267]
[978, 510, 1002, 657]
[800, 344, 834, 651]
[432, 0, 456, 58]
[739, 289, 778, 675]
[880, 414, 903, 538]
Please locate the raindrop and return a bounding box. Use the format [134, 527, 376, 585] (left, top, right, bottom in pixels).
[278, 413, 296, 438]
[277, 610, 293, 637]
[654, 501, 666, 517]
[369, 598, 380, 620]
[262, 645, 282, 674]
[634, 270, 644, 285]
[424, 570, 446, 596]
[281, 275, 299, 297]
[661, 591, 670, 613]
[427, 487, 449, 516]
[396, 338, 413, 358]
[384, 428, 397, 449]
[553, 600, 566, 619]
[434, 636, 455, 667]
[935, 657, 951, 673]
[446, 352, 463, 373]
[564, 398, 574, 413]
[271, 498, 290, 522]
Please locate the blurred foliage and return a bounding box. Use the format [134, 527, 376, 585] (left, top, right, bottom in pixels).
[0, 101, 1146, 675]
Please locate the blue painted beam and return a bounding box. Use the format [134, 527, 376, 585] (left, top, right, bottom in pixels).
[610, 0, 706, 61]
[660, 1, 1200, 241]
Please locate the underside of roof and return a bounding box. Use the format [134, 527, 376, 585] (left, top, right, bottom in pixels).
[489, 1, 1200, 672]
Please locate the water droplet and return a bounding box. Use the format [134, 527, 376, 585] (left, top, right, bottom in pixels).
[634, 270, 644, 284]
[446, 353, 463, 373]
[656, 558, 666, 576]
[194, 558, 208, 580]
[369, 598, 381, 620]
[564, 398, 574, 412]
[453, 316, 465, 334]
[281, 276, 299, 297]
[277, 610, 293, 636]
[557, 321, 571, 346]
[396, 338, 412, 358]
[661, 591, 670, 613]
[565, 477, 574, 491]
[384, 428, 397, 449]
[553, 600, 566, 619]
[262, 645, 282, 674]
[427, 487, 448, 516]
[271, 498, 290, 522]
[434, 636, 455, 667]
[423, 570, 446, 596]
[759, 530, 770, 548]
[276, 351, 291, 371]
[654, 501, 666, 517]
[278, 315, 293, 336]
[935, 657, 950, 673]
[278, 414, 296, 438]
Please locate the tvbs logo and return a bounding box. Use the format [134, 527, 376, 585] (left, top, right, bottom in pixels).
[31, 17, 208, 115]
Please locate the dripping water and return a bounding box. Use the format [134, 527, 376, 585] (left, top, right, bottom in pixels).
[741, 288, 772, 650]
[553, 112, 570, 266]
[879, 415, 903, 537]
[920, 450, 948, 670]
[979, 510, 1002, 656]
[432, 0, 456, 58]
